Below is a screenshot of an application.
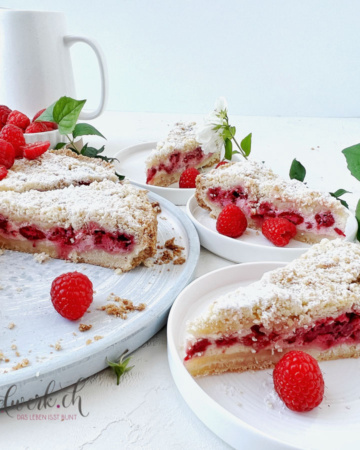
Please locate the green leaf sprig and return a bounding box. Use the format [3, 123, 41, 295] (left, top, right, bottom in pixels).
[342, 143, 360, 239]
[37, 96, 124, 180]
[107, 350, 134, 386]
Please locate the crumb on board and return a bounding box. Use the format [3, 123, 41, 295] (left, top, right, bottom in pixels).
[94, 336, 103, 341]
[98, 294, 146, 319]
[86, 339, 92, 346]
[33, 252, 50, 264]
[0, 249, 4, 256]
[151, 201, 162, 214]
[8, 322, 15, 329]
[79, 324, 92, 332]
[15, 351, 20, 357]
[16, 287, 22, 292]
[151, 237, 187, 266]
[12, 359, 30, 371]
[73, 332, 77, 336]
[114, 268, 123, 275]
[11, 344, 17, 350]
[173, 257, 186, 265]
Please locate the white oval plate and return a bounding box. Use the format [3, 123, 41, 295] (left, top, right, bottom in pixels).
[168, 263, 360, 450]
[114, 142, 197, 206]
[0, 190, 199, 405]
[186, 195, 358, 263]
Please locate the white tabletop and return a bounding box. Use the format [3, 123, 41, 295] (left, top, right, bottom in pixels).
[2, 112, 360, 450]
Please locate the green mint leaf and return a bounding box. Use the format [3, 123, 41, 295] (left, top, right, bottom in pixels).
[356, 199, 360, 241]
[53, 96, 86, 135]
[229, 126, 236, 137]
[342, 144, 360, 181]
[36, 102, 56, 123]
[116, 172, 125, 181]
[330, 188, 351, 198]
[54, 142, 67, 150]
[107, 350, 134, 386]
[289, 159, 306, 182]
[73, 123, 106, 140]
[80, 145, 105, 158]
[224, 138, 233, 160]
[240, 133, 252, 157]
[338, 198, 349, 209]
[221, 128, 233, 141]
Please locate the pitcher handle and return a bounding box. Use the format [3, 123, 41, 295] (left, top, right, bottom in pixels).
[64, 35, 108, 120]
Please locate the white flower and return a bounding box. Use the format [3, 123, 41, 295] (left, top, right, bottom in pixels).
[196, 97, 228, 154]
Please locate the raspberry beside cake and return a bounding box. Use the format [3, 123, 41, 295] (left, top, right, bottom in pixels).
[184, 239, 360, 377]
[195, 160, 349, 243]
[0, 180, 157, 272]
[146, 122, 220, 186]
[0, 149, 119, 192]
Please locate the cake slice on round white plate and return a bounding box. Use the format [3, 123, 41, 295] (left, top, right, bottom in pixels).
[195, 160, 349, 244]
[0, 180, 157, 272]
[145, 122, 221, 187]
[184, 239, 360, 377]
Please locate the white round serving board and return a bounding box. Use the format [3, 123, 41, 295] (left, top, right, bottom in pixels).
[167, 263, 360, 450]
[0, 191, 199, 405]
[114, 142, 200, 206]
[186, 195, 358, 263]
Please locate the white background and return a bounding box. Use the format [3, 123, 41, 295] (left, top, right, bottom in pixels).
[1, 0, 360, 117]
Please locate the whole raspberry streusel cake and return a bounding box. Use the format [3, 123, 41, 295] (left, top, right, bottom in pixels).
[184, 239, 360, 377]
[0, 180, 157, 272]
[195, 160, 349, 243]
[0, 149, 119, 192]
[145, 122, 220, 187]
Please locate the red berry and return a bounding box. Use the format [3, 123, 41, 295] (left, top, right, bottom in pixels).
[262, 217, 297, 247]
[7, 110, 30, 131]
[0, 124, 26, 158]
[0, 165, 8, 180]
[0, 105, 11, 127]
[273, 351, 325, 412]
[21, 141, 51, 160]
[32, 108, 58, 130]
[215, 160, 229, 169]
[32, 108, 46, 122]
[25, 122, 48, 134]
[216, 204, 248, 238]
[50, 272, 93, 321]
[0, 139, 15, 169]
[179, 167, 200, 188]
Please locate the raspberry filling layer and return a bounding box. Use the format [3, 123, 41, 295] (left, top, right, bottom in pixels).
[207, 186, 344, 235]
[0, 216, 135, 258]
[185, 311, 360, 361]
[146, 147, 212, 183]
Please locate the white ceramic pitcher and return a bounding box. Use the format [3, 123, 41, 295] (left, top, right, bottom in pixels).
[0, 9, 108, 119]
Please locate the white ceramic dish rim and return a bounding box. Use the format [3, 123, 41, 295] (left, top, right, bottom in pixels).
[0, 189, 200, 391]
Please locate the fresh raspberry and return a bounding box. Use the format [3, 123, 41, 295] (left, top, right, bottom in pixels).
[0, 105, 11, 127]
[32, 108, 46, 122]
[216, 204, 248, 238]
[179, 167, 200, 188]
[33, 108, 58, 130]
[21, 141, 51, 160]
[0, 124, 26, 158]
[215, 160, 229, 169]
[6, 110, 30, 131]
[25, 122, 48, 134]
[50, 272, 93, 321]
[0, 165, 8, 180]
[0, 139, 15, 169]
[262, 217, 297, 247]
[273, 351, 325, 412]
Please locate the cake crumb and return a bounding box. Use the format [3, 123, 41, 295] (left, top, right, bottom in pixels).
[99, 294, 146, 319]
[11, 344, 17, 350]
[33, 252, 50, 264]
[173, 257, 186, 265]
[114, 268, 123, 275]
[79, 324, 92, 332]
[16, 287, 23, 292]
[94, 336, 103, 341]
[73, 332, 77, 336]
[151, 201, 162, 214]
[86, 339, 92, 346]
[15, 351, 20, 357]
[0, 249, 4, 256]
[54, 341, 62, 351]
[142, 259, 154, 268]
[8, 322, 15, 329]
[12, 359, 30, 371]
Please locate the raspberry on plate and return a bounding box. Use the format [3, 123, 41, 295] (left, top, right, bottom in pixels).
[0, 165, 8, 180]
[216, 204, 247, 238]
[179, 167, 200, 188]
[50, 272, 93, 321]
[25, 122, 48, 134]
[0, 124, 26, 158]
[7, 110, 30, 131]
[0, 139, 15, 169]
[262, 217, 297, 247]
[21, 141, 51, 160]
[273, 350, 325, 412]
[0, 105, 11, 127]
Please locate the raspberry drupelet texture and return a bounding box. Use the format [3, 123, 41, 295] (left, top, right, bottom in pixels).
[179, 167, 200, 188]
[262, 217, 297, 247]
[216, 204, 248, 238]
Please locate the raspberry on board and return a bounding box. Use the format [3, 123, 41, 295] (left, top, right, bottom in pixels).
[0, 165, 8, 181]
[7, 110, 30, 131]
[179, 167, 200, 188]
[0, 139, 15, 169]
[21, 141, 51, 160]
[273, 350, 325, 412]
[50, 272, 94, 321]
[0, 105, 11, 126]
[0, 124, 26, 158]
[262, 217, 297, 247]
[216, 204, 248, 238]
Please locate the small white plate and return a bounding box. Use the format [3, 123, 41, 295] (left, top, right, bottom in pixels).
[167, 263, 360, 450]
[114, 142, 196, 205]
[186, 195, 358, 263]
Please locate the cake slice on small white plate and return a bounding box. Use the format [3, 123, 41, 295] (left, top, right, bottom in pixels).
[195, 160, 349, 244]
[184, 239, 360, 377]
[145, 122, 220, 187]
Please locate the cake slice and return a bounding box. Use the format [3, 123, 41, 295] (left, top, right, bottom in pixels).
[195, 160, 349, 243]
[0, 180, 157, 272]
[184, 239, 360, 377]
[0, 149, 119, 192]
[146, 122, 220, 186]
